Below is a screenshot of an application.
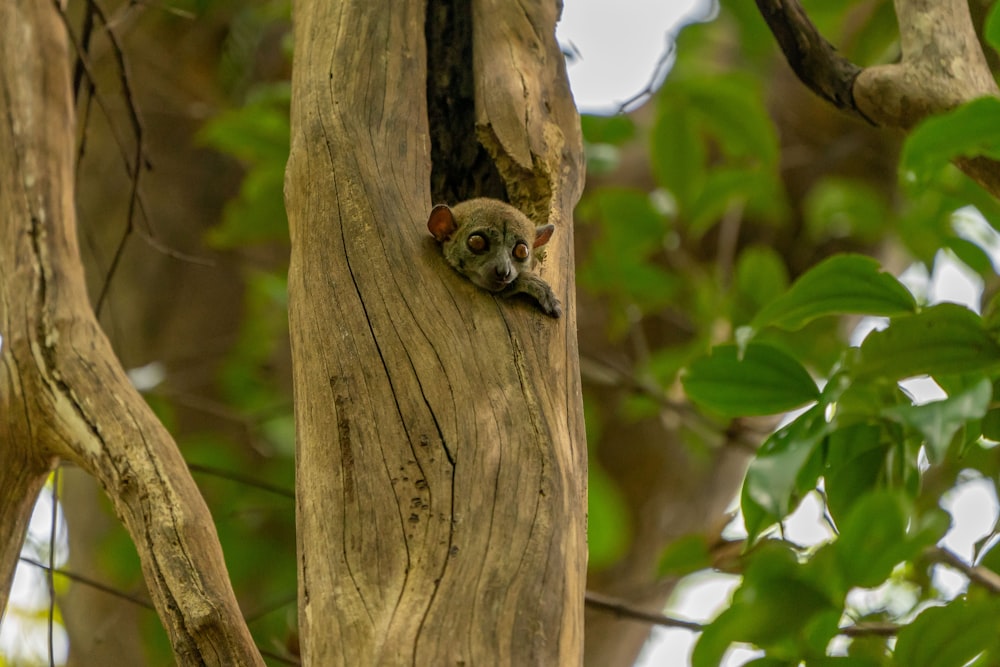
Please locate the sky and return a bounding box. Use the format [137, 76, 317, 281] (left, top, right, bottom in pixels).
[556, 0, 709, 114]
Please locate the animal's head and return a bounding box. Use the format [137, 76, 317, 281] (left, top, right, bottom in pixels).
[427, 198, 554, 292]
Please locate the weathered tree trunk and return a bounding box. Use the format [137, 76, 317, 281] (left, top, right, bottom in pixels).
[0, 3, 262, 664]
[286, 0, 587, 664]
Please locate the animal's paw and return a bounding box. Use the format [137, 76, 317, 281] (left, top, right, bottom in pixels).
[536, 290, 562, 318]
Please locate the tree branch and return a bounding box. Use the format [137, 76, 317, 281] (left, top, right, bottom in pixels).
[754, 0, 864, 116]
[928, 545, 1000, 594]
[584, 590, 703, 631]
[756, 0, 1000, 197]
[0, 2, 263, 664]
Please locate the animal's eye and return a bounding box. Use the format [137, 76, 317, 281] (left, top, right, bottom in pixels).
[467, 234, 488, 253]
[512, 242, 529, 260]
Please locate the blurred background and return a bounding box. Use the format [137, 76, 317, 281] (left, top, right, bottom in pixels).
[4, 1, 1000, 665]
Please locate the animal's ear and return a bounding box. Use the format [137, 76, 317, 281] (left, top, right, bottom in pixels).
[428, 204, 459, 242]
[533, 224, 555, 248]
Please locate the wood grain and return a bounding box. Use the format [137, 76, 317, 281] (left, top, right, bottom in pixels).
[286, 0, 587, 664]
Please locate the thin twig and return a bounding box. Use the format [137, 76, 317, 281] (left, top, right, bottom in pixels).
[616, 41, 676, 113]
[839, 621, 900, 637]
[20, 556, 155, 610]
[585, 587, 903, 638]
[928, 545, 1000, 594]
[584, 590, 703, 631]
[20, 556, 301, 664]
[55, 0, 213, 313]
[85, 0, 145, 316]
[187, 463, 295, 499]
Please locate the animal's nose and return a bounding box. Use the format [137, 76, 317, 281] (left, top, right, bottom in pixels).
[495, 265, 512, 280]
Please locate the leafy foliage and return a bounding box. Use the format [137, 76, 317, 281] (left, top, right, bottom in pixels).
[577, 0, 1000, 663]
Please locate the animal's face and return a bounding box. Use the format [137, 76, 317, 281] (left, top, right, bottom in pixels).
[428, 198, 554, 292]
[448, 223, 533, 292]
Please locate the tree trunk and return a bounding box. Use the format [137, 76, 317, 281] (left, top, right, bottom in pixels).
[285, 0, 587, 664]
[0, 2, 262, 664]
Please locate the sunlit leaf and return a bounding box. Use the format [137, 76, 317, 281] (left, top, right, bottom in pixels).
[832, 491, 908, 588]
[882, 378, 992, 461]
[854, 304, 1000, 381]
[693, 542, 837, 667]
[901, 97, 1000, 188]
[682, 343, 819, 417]
[752, 254, 916, 332]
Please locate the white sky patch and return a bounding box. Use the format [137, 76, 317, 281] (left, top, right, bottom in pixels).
[636, 571, 748, 666]
[2, 485, 70, 665]
[557, 0, 710, 113]
[782, 490, 835, 547]
[927, 250, 983, 313]
[953, 206, 1000, 272]
[940, 477, 999, 562]
[127, 361, 167, 392]
[898, 376, 947, 405]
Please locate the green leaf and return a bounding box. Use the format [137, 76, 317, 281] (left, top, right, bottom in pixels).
[752, 254, 916, 332]
[901, 97, 1000, 188]
[693, 542, 837, 666]
[651, 100, 705, 212]
[823, 423, 888, 527]
[854, 303, 1000, 381]
[733, 246, 790, 326]
[688, 167, 786, 239]
[893, 598, 1000, 667]
[581, 114, 635, 145]
[804, 178, 889, 243]
[587, 462, 631, 571]
[882, 378, 992, 462]
[742, 406, 830, 540]
[984, 1, 1000, 62]
[981, 406, 1000, 442]
[833, 491, 908, 589]
[682, 74, 779, 168]
[657, 534, 712, 577]
[682, 343, 819, 417]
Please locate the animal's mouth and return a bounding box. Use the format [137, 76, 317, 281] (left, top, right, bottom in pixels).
[476, 275, 513, 292]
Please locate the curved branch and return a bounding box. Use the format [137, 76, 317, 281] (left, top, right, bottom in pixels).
[754, 0, 864, 116]
[0, 2, 263, 665]
[756, 0, 1000, 197]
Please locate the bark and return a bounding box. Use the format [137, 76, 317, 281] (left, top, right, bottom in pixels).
[286, 0, 586, 664]
[757, 0, 1000, 197]
[0, 2, 262, 665]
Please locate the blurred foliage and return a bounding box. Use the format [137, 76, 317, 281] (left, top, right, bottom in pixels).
[578, 0, 1000, 663]
[18, 0, 1000, 664]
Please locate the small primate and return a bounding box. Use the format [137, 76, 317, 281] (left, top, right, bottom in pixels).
[427, 198, 561, 318]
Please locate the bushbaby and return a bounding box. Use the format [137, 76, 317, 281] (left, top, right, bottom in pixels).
[427, 198, 561, 318]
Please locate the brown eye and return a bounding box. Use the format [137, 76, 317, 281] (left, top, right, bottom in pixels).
[467, 234, 488, 253]
[512, 242, 529, 261]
